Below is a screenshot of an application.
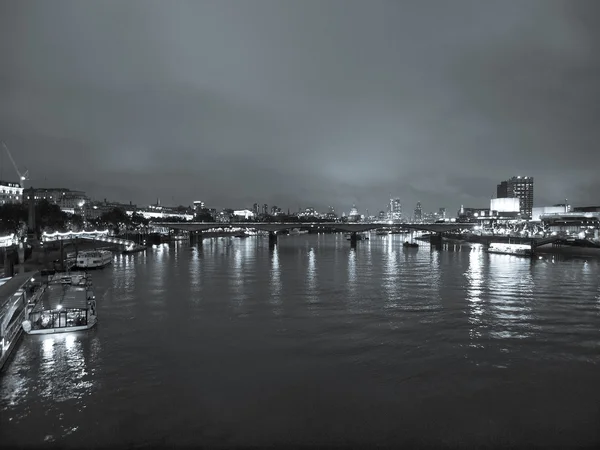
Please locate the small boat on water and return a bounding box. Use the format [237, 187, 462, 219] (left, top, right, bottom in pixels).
[487, 243, 532, 257]
[376, 229, 390, 236]
[288, 228, 309, 235]
[403, 241, 419, 248]
[22, 271, 97, 335]
[75, 250, 112, 269]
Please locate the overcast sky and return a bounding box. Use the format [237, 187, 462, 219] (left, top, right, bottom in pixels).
[1, 0, 598, 214]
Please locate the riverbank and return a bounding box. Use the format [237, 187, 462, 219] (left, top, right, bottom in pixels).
[534, 244, 600, 258]
[431, 234, 600, 258]
[9, 241, 121, 273]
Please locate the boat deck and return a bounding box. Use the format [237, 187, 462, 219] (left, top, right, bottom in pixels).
[31, 284, 88, 313]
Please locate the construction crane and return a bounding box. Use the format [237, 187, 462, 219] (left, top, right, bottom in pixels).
[1, 141, 29, 189]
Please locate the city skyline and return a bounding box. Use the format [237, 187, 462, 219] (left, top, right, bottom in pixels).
[1, 1, 599, 213]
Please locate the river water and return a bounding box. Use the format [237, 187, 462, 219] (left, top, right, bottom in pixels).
[2, 234, 600, 448]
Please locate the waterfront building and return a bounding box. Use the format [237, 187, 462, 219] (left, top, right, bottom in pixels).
[457, 206, 493, 223]
[496, 176, 534, 219]
[531, 204, 571, 222]
[86, 200, 136, 219]
[0, 180, 23, 205]
[541, 212, 600, 238]
[24, 187, 88, 212]
[573, 205, 600, 213]
[490, 197, 520, 219]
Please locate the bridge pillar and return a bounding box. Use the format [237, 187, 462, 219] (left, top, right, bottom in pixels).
[350, 232, 358, 248]
[430, 232, 443, 245]
[194, 231, 203, 245]
[268, 231, 278, 246]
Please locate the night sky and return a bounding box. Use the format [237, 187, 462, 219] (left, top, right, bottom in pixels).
[1, 0, 598, 214]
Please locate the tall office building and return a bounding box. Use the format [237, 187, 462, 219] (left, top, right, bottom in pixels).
[497, 176, 534, 218]
[438, 207, 446, 219]
[388, 198, 402, 222]
[414, 201, 423, 222]
[496, 181, 508, 198]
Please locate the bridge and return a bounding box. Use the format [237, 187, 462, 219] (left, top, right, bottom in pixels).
[160, 221, 477, 245]
[42, 230, 139, 251]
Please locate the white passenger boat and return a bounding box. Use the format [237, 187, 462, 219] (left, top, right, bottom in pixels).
[22, 271, 97, 335]
[75, 249, 112, 269]
[487, 242, 532, 257]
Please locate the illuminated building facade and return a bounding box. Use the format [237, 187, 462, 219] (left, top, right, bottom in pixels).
[388, 198, 402, 222]
[413, 202, 422, 222]
[0, 180, 23, 205]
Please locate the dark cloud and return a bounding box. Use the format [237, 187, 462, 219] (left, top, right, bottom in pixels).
[0, 0, 598, 214]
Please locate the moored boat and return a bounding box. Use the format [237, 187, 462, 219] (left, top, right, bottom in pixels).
[486, 242, 532, 257]
[75, 250, 112, 269]
[22, 271, 97, 335]
[403, 241, 419, 248]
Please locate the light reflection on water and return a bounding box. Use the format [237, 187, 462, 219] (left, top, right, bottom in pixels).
[347, 249, 357, 302]
[466, 248, 485, 346]
[306, 248, 318, 308]
[269, 246, 282, 315]
[2, 235, 600, 448]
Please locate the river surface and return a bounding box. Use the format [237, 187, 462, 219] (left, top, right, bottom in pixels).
[2, 234, 600, 448]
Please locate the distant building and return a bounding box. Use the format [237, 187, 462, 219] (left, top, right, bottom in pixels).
[233, 209, 255, 220]
[348, 204, 361, 222]
[496, 176, 534, 218]
[126, 204, 193, 221]
[388, 198, 402, 222]
[0, 180, 23, 205]
[299, 207, 317, 218]
[87, 200, 136, 219]
[438, 207, 446, 219]
[413, 202, 422, 223]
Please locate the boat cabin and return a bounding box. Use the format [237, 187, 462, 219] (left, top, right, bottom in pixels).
[28, 282, 95, 332]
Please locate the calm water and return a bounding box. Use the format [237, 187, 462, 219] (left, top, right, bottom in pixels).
[2, 234, 600, 448]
